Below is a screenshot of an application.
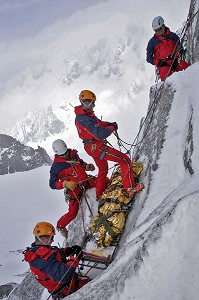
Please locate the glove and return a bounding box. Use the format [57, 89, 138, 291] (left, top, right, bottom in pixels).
[112, 122, 118, 131]
[86, 164, 95, 171]
[158, 60, 168, 67]
[109, 122, 118, 131]
[167, 53, 174, 60]
[65, 246, 75, 256]
[63, 181, 77, 190]
[171, 58, 179, 69]
[70, 245, 83, 259]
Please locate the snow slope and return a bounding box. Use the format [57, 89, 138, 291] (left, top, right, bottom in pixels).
[0, 166, 65, 284]
[59, 60, 199, 300]
[2, 61, 199, 300]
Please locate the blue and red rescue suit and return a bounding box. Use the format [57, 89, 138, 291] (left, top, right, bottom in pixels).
[49, 149, 96, 229]
[146, 27, 189, 80]
[24, 243, 87, 298]
[74, 105, 136, 196]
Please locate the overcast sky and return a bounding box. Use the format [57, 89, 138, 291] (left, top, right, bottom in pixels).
[0, 0, 190, 78]
[0, 0, 108, 41]
[0, 0, 190, 130]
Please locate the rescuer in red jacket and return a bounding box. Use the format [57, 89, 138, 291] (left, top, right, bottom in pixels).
[49, 139, 96, 236]
[74, 90, 144, 198]
[23, 222, 89, 299]
[146, 16, 189, 81]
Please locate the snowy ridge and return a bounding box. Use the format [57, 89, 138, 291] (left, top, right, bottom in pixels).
[61, 63, 199, 300]
[8, 64, 197, 300]
[2, 24, 151, 148]
[7, 273, 44, 300]
[10, 106, 65, 145]
[0, 134, 52, 175]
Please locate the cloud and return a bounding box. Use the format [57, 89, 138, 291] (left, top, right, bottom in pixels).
[0, 0, 189, 81]
[0, 0, 44, 13]
[0, 0, 190, 130]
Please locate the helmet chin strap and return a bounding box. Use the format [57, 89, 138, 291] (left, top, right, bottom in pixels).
[162, 25, 166, 35]
[80, 100, 94, 109]
[37, 236, 52, 245]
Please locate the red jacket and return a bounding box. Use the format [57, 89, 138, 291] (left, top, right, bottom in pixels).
[24, 244, 79, 297]
[147, 27, 182, 66]
[49, 149, 89, 190]
[74, 105, 115, 142]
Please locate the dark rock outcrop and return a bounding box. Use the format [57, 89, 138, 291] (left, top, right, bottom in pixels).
[0, 283, 18, 299]
[7, 272, 43, 300]
[0, 134, 52, 175]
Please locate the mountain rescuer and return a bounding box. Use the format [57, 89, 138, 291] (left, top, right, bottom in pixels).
[146, 16, 189, 81]
[49, 139, 96, 236]
[74, 90, 144, 198]
[23, 222, 89, 299]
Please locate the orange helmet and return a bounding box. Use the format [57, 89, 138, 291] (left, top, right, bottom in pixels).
[33, 222, 56, 237]
[79, 90, 96, 101]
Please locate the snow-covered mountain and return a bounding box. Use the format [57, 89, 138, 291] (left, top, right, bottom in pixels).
[1, 0, 198, 299]
[10, 106, 65, 145]
[4, 29, 151, 152]
[0, 134, 52, 175]
[0, 1, 189, 159]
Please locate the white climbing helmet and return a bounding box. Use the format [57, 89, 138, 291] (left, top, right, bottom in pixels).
[152, 16, 164, 31]
[52, 139, 67, 155]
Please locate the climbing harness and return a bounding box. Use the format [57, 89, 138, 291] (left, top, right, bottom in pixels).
[45, 250, 83, 300]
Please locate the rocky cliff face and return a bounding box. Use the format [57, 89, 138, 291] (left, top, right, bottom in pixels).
[7, 273, 43, 300]
[134, 82, 175, 194]
[185, 0, 199, 63]
[134, 0, 199, 180]
[0, 134, 52, 175]
[0, 283, 18, 299]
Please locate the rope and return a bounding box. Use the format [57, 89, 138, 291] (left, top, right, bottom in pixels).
[60, 160, 117, 187]
[84, 193, 94, 218]
[114, 130, 122, 152]
[72, 189, 87, 234]
[70, 166, 94, 233]
[47, 7, 199, 298]
[182, 2, 199, 64]
[112, 6, 199, 160]
[110, 82, 163, 161]
[45, 251, 82, 300]
[113, 131, 132, 154]
[75, 175, 93, 213]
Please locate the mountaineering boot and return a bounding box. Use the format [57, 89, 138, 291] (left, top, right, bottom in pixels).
[57, 227, 68, 239]
[126, 183, 144, 198]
